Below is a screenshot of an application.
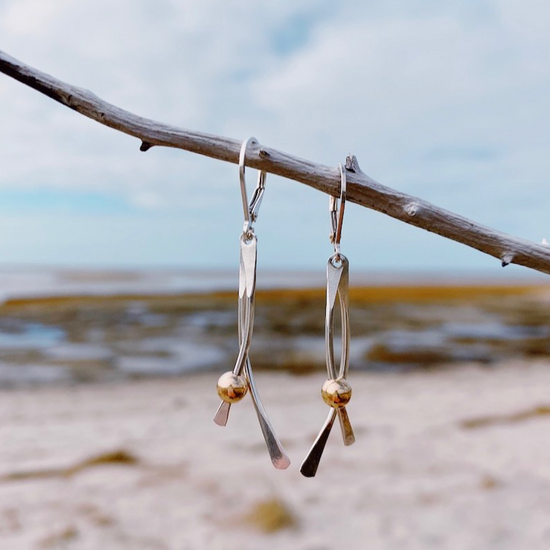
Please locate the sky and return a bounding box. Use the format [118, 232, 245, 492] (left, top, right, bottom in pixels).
[0, 0, 549, 274]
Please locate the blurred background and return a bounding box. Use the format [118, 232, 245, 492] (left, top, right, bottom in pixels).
[1, 1, 550, 549]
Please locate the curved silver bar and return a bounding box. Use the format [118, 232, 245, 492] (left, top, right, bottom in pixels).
[212, 293, 252, 425]
[300, 409, 336, 478]
[232, 236, 257, 377]
[213, 235, 290, 469]
[300, 254, 355, 477]
[245, 361, 290, 469]
[326, 256, 354, 444]
[213, 236, 257, 426]
[334, 258, 354, 446]
[238, 257, 289, 468]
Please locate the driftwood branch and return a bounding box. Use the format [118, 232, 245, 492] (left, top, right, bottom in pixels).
[1, 49, 550, 275]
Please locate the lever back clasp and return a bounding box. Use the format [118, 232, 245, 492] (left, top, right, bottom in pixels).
[239, 137, 267, 238]
[329, 164, 347, 260]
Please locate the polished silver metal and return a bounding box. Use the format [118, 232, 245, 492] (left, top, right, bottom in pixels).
[214, 138, 290, 469]
[244, 342, 290, 468]
[326, 255, 354, 445]
[213, 235, 257, 427]
[239, 137, 266, 237]
[233, 234, 257, 378]
[300, 255, 355, 477]
[299, 407, 336, 478]
[301, 164, 354, 478]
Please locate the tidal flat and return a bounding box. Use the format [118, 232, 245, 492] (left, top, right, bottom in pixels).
[0, 283, 549, 387]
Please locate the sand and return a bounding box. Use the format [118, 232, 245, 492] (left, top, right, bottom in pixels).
[2, 362, 550, 549]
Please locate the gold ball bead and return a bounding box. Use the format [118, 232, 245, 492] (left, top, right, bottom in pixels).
[217, 372, 248, 403]
[321, 378, 352, 408]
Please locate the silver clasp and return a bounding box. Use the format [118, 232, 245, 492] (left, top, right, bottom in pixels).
[239, 137, 266, 238]
[329, 163, 347, 260]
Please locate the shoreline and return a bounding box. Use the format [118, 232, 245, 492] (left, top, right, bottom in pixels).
[0, 281, 547, 312]
[0, 282, 549, 388]
[0, 263, 547, 308]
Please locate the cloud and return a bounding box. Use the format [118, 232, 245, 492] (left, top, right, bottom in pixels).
[0, 0, 549, 269]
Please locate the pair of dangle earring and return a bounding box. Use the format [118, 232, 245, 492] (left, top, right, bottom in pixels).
[213, 137, 291, 470]
[213, 141, 354, 475]
[300, 163, 355, 477]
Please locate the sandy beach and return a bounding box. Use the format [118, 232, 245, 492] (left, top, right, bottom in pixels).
[3, 362, 550, 549]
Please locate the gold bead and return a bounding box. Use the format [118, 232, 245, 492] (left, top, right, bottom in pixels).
[217, 372, 248, 403]
[321, 378, 352, 408]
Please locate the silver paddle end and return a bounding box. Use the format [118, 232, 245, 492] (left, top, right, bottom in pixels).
[272, 453, 291, 470]
[337, 407, 355, 446]
[213, 401, 230, 426]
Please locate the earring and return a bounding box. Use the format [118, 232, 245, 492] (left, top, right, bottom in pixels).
[213, 137, 290, 470]
[300, 163, 355, 478]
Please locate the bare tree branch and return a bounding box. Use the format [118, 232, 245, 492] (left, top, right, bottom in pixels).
[1, 49, 549, 275]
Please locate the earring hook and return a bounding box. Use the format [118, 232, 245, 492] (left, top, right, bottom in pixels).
[239, 137, 266, 238]
[329, 163, 347, 259]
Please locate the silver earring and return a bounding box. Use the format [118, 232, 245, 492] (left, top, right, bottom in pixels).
[213, 137, 290, 470]
[301, 163, 355, 478]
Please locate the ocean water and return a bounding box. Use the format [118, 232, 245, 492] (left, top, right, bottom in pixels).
[0, 266, 544, 302]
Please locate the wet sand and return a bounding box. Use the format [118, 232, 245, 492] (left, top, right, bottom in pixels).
[3, 362, 550, 549]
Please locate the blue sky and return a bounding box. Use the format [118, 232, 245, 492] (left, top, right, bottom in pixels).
[0, 0, 549, 273]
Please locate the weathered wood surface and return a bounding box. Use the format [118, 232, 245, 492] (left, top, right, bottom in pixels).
[1, 49, 549, 275]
